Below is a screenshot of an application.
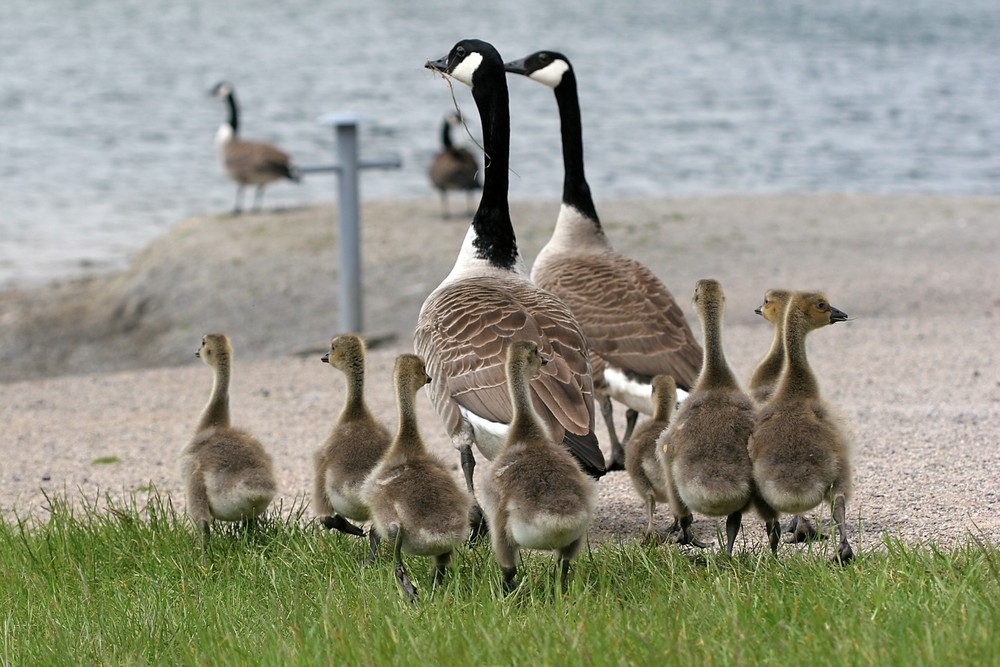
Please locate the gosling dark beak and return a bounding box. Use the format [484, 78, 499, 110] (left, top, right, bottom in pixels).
[503, 58, 529, 76]
[321, 353, 330, 363]
[540, 357, 549, 366]
[426, 55, 449, 73]
[830, 306, 849, 323]
[195, 351, 201, 358]
[754, 306, 764, 316]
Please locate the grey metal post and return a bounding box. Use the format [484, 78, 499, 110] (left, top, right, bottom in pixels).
[333, 116, 362, 333]
[303, 113, 401, 335]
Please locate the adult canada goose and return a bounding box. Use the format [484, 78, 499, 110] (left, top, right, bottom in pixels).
[660, 280, 755, 556]
[314, 334, 391, 536]
[419, 40, 606, 533]
[624, 374, 678, 541]
[429, 111, 482, 219]
[210, 81, 300, 214]
[503, 51, 702, 471]
[361, 354, 472, 602]
[749, 291, 854, 563]
[479, 341, 597, 592]
[748, 289, 819, 543]
[181, 333, 277, 545]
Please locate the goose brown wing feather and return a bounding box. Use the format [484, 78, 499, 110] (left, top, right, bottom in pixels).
[414, 275, 596, 444]
[533, 251, 702, 390]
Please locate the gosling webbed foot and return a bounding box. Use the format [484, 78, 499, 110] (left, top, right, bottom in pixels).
[675, 526, 711, 549]
[468, 503, 489, 543]
[607, 442, 626, 472]
[501, 566, 519, 595]
[832, 540, 855, 565]
[319, 514, 365, 536]
[395, 564, 419, 603]
[364, 529, 381, 566]
[784, 515, 823, 543]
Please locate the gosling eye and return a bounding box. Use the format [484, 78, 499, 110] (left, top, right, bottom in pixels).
[817, 301, 828, 311]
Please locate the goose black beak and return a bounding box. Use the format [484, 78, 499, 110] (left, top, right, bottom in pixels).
[754, 306, 764, 316]
[195, 351, 201, 358]
[426, 55, 450, 74]
[320, 353, 330, 363]
[503, 58, 529, 76]
[830, 306, 849, 323]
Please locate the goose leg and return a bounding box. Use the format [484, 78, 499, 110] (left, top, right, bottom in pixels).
[724, 510, 742, 556]
[784, 514, 821, 543]
[388, 524, 418, 603]
[643, 494, 659, 543]
[319, 514, 365, 537]
[600, 396, 626, 471]
[365, 528, 381, 566]
[622, 408, 640, 446]
[431, 551, 451, 589]
[460, 445, 488, 540]
[831, 494, 854, 564]
[251, 185, 265, 212]
[233, 185, 245, 215]
[675, 513, 711, 549]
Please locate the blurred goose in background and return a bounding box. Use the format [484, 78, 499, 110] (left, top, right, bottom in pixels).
[429, 111, 481, 219]
[504, 50, 701, 471]
[210, 81, 300, 214]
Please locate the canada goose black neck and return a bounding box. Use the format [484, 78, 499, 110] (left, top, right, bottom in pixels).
[441, 116, 455, 150]
[551, 64, 600, 224]
[428, 39, 519, 272]
[505, 51, 600, 228]
[224, 91, 239, 135]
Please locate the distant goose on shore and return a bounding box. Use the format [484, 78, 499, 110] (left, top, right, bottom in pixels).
[660, 279, 755, 556]
[313, 334, 391, 537]
[480, 341, 597, 592]
[181, 333, 277, 546]
[749, 291, 854, 563]
[418, 39, 606, 536]
[429, 111, 481, 219]
[503, 50, 702, 471]
[748, 288, 819, 543]
[210, 81, 300, 214]
[361, 354, 472, 602]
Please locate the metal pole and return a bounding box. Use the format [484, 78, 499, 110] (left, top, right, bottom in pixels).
[334, 117, 362, 334]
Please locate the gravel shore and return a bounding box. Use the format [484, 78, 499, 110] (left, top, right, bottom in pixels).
[2, 194, 998, 551]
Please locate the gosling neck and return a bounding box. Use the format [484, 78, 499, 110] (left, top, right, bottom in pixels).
[775, 312, 820, 400]
[507, 364, 551, 445]
[749, 320, 785, 393]
[389, 381, 425, 458]
[695, 304, 740, 392]
[198, 357, 231, 432]
[338, 357, 372, 423]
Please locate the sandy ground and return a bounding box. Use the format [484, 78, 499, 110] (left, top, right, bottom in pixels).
[1, 194, 998, 553]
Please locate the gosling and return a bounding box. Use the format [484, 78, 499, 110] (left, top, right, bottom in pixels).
[361, 354, 472, 602]
[181, 333, 277, 545]
[624, 374, 678, 542]
[314, 334, 391, 536]
[749, 291, 854, 563]
[660, 280, 755, 556]
[480, 340, 597, 593]
[748, 288, 819, 543]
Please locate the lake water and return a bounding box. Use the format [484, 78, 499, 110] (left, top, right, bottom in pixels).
[1, 0, 998, 288]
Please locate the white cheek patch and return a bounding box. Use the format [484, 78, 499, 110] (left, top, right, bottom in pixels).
[528, 59, 570, 89]
[450, 52, 484, 87]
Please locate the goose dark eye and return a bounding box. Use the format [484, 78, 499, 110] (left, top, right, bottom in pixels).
[456, 46, 466, 56]
[817, 302, 827, 310]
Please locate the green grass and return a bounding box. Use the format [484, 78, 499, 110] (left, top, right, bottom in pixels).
[90, 455, 121, 465]
[2, 492, 997, 666]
